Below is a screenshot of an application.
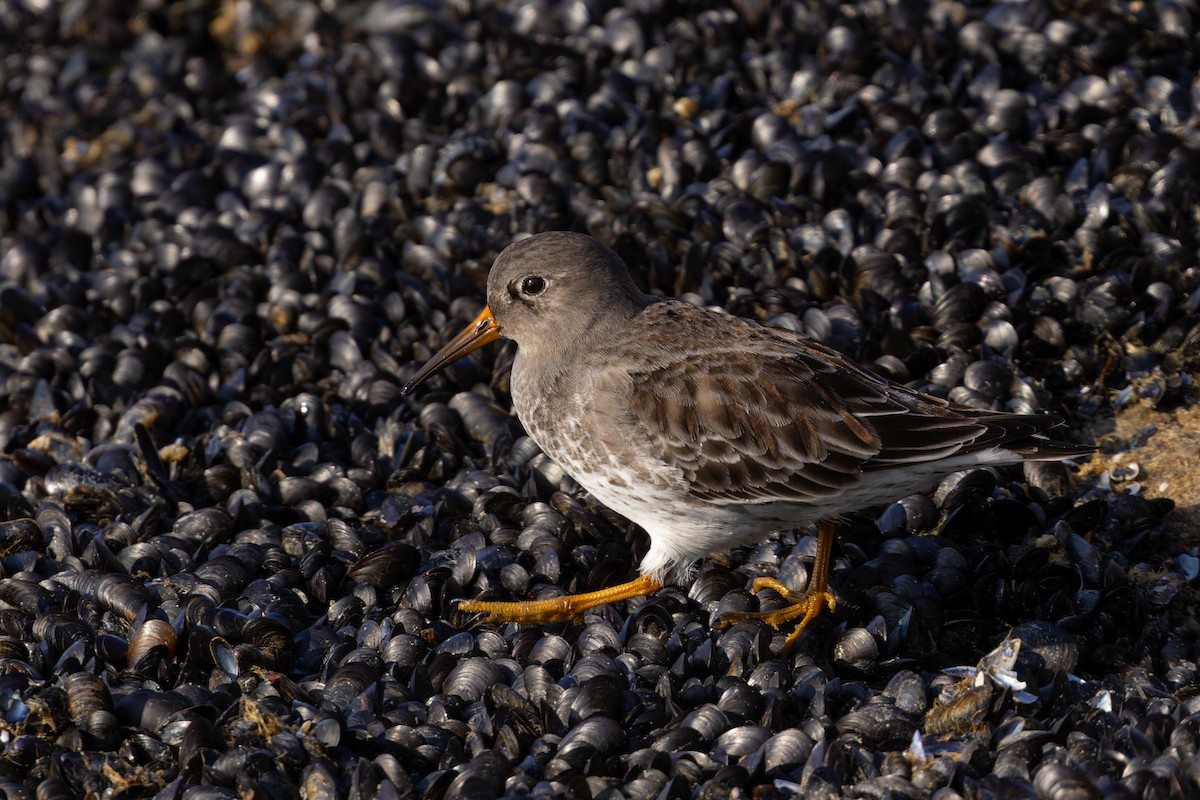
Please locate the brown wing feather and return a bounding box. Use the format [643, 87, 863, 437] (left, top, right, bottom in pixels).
[616, 302, 1084, 505]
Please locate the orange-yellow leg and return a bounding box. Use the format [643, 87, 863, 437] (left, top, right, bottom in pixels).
[457, 574, 663, 624]
[717, 518, 838, 653]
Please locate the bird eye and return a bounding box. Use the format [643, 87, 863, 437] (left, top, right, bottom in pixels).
[520, 275, 547, 296]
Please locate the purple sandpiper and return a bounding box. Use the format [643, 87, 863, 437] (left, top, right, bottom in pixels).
[402, 232, 1093, 652]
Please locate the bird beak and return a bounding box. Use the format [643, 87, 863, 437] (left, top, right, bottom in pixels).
[401, 306, 502, 396]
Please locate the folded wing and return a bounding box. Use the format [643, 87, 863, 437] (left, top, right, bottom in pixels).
[618, 303, 1086, 506]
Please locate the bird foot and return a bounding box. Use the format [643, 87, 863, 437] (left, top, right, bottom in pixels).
[716, 576, 837, 654]
[456, 574, 662, 624]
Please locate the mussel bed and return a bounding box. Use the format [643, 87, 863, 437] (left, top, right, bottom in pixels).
[1, 0, 1199, 798]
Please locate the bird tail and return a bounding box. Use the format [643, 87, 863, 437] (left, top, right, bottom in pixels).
[1007, 436, 1096, 460]
[972, 412, 1095, 461]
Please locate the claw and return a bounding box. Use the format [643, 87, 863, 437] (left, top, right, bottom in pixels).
[713, 519, 840, 655]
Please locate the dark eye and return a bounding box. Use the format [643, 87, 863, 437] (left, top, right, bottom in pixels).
[520, 275, 546, 295]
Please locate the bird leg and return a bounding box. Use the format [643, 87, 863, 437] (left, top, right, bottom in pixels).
[716, 518, 838, 654]
[457, 573, 663, 624]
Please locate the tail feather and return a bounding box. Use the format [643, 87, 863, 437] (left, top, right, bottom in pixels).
[1006, 435, 1095, 461]
[973, 412, 1094, 461]
[869, 408, 1094, 471]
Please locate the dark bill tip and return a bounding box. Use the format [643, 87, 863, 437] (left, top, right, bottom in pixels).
[401, 306, 502, 396]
